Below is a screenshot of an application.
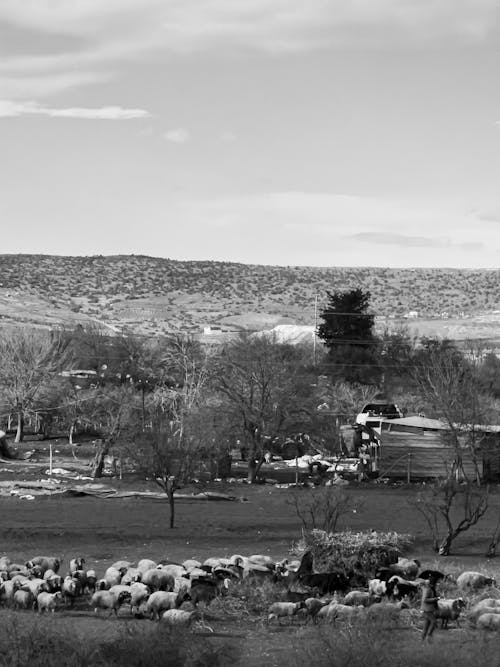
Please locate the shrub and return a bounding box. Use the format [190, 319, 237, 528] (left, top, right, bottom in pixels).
[291, 529, 413, 575]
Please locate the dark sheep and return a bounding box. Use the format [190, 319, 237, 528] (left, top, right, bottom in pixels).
[299, 572, 349, 595]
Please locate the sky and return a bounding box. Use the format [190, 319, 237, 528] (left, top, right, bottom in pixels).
[1, 0, 500, 268]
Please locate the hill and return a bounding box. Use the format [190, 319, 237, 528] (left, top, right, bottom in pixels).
[1, 254, 500, 339]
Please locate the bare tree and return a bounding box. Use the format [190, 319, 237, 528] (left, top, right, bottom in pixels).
[288, 486, 364, 534]
[213, 335, 314, 483]
[128, 334, 210, 527]
[0, 329, 72, 442]
[409, 478, 489, 556]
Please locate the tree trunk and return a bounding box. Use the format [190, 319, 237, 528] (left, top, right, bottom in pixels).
[166, 478, 176, 528]
[14, 412, 24, 443]
[247, 457, 265, 483]
[438, 533, 454, 556]
[92, 440, 110, 479]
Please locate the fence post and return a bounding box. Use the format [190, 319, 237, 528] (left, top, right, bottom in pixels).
[407, 452, 411, 484]
[49, 444, 53, 477]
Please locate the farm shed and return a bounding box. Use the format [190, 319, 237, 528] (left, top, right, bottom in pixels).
[378, 416, 500, 481]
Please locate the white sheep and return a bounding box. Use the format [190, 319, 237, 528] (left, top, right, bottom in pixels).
[36, 591, 62, 614]
[13, 589, 34, 610]
[318, 603, 365, 622]
[368, 579, 387, 597]
[91, 590, 132, 616]
[61, 576, 79, 606]
[182, 559, 201, 571]
[111, 560, 133, 571]
[0, 580, 21, 604]
[456, 571, 496, 592]
[469, 600, 500, 623]
[268, 601, 304, 624]
[343, 591, 373, 607]
[104, 566, 125, 588]
[158, 564, 187, 579]
[121, 567, 142, 585]
[21, 578, 47, 597]
[477, 613, 500, 630]
[69, 557, 85, 574]
[137, 559, 157, 573]
[129, 582, 150, 612]
[145, 591, 187, 620]
[435, 598, 466, 628]
[160, 609, 200, 629]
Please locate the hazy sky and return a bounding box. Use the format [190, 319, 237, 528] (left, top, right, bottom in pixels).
[1, 1, 500, 267]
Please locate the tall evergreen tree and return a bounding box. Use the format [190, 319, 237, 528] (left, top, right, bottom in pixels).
[317, 288, 380, 384]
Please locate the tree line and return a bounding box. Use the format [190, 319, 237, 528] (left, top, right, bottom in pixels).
[1, 288, 499, 537]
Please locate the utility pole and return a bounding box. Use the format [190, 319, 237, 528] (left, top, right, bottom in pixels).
[313, 294, 318, 366]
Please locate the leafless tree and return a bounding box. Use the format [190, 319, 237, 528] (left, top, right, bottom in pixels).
[128, 334, 211, 527]
[409, 478, 489, 556]
[0, 328, 72, 442]
[288, 486, 364, 534]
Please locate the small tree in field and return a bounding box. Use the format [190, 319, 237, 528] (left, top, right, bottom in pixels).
[288, 486, 364, 534]
[128, 334, 210, 527]
[409, 478, 489, 556]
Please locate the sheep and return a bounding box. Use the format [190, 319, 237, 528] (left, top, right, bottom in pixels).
[456, 571, 496, 592]
[0, 556, 11, 570]
[418, 569, 447, 582]
[368, 579, 387, 598]
[21, 578, 47, 597]
[43, 575, 62, 594]
[248, 555, 275, 569]
[85, 570, 97, 594]
[268, 601, 305, 624]
[476, 613, 500, 630]
[303, 597, 330, 622]
[69, 557, 85, 574]
[61, 576, 79, 607]
[182, 559, 201, 571]
[137, 559, 157, 573]
[204, 557, 230, 570]
[299, 571, 350, 595]
[129, 582, 150, 613]
[365, 601, 410, 624]
[26, 557, 61, 574]
[0, 579, 22, 605]
[343, 591, 374, 607]
[469, 600, 500, 623]
[435, 598, 467, 628]
[317, 602, 365, 622]
[390, 558, 420, 580]
[91, 590, 132, 616]
[121, 568, 142, 585]
[158, 564, 187, 579]
[189, 578, 229, 608]
[13, 589, 34, 610]
[97, 578, 110, 591]
[111, 560, 133, 571]
[160, 609, 200, 629]
[387, 575, 420, 600]
[145, 591, 187, 620]
[36, 591, 62, 614]
[104, 566, 126, 588]
[141, 568, 174, 592]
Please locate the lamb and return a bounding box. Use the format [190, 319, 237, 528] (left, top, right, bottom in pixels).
[13, 589, 34, 610]
[476, 613, 500, 630]
[435, 598, 467, 628]
[268, 601, 305, 624]
[69, 557, 85, 574]
[343, 591, 373, 607]
[91, 590, 132, 616]
[456, 571, 496, 592]
[36, 591, 62, 614]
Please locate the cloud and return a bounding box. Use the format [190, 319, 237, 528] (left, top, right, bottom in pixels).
[171, 191, 498, 267]
[0, 99, 151, 119]
[163, 128, 190, 143]
[346, 232, 453, 248]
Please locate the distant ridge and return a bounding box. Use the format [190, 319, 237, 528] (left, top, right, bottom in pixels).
[0, 254, 499, 337]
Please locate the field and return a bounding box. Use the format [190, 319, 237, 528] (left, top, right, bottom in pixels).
[2, 440, 500, 665]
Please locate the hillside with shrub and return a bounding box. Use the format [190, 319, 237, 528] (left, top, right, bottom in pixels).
[1, 254, 500, 336]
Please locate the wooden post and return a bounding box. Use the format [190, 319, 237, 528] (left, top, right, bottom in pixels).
[295, 456, 299, 486]
[119, 456, 123, 480]
[49, 444, 53, 476]
[407, 453, 411, 484]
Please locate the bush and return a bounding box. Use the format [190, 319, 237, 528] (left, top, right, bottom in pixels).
[291, 529, 413, 575]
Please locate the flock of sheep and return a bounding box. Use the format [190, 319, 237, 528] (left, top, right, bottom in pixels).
[0, 551, 499, 634]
